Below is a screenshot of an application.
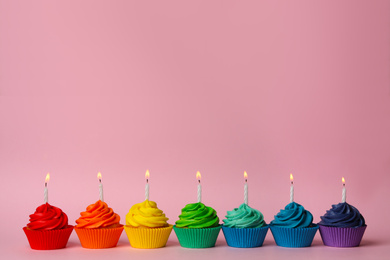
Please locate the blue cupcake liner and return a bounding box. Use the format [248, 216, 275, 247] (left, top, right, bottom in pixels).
[270, 224, 319, 248]
[222, 225, 269, 248]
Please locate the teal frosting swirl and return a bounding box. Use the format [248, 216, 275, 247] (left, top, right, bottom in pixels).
[223, 203, 266, 228]
[270, 202, 313, 228]
[175, 203, 219, 228]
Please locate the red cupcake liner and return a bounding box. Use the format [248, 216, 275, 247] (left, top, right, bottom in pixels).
[74, 225, 124, 249]
[319, 225, 366, 247]
[23, 225, 74, 250]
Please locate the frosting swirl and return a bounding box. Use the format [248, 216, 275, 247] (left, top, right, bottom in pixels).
[175, 202, 219, 228]
[223, 203, 266, 228]
[126, 200, 169, 228]
[75, 200, 121, 228]
[27, 203, 69, 230]
[270, 202, 313, 228]
[319, 202, 365, 227]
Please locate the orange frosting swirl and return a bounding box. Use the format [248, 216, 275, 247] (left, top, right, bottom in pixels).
[75, 200, 121, 229]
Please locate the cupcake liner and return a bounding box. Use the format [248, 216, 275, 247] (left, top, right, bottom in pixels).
[124, 225, 173, 249]
[222, 225, 269, 248]
[270, 224, 318, 248]
[319, 225, 366, 247]
[23, 225, 74, 250]
[74, 225, 124, 249]
[173, 225, 221, 248]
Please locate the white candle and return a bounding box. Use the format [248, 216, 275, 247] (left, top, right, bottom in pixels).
[44, 173, 50, 203]
[342, 177, 346, 203]
[145, 169, 150, 201]
[196, 171, 202, 203]
[244, 171, 248, 205]
[97, 172, 104, 202]
[290, 173, 294, 203]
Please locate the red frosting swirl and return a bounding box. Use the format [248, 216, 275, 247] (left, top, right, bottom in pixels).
[27, 203, 69, 230]
[75, 200, 121, 229]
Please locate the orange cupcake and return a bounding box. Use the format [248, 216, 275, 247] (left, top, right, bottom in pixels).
[74, 200, 123, 249]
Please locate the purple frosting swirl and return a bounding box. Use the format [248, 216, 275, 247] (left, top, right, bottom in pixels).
[319, 202, 365, 228]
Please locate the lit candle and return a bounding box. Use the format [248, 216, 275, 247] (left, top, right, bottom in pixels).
[97, 172, 104, 202]
[196, 171, 202, 203]
[145, 169, 150, 201]
[290, 173, 294, 203]
[244, 171, 248, 205]
[44, 173, 50, 203]
[342, 177, 346, 203]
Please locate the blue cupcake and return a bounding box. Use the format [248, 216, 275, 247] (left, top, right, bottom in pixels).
[270, 202, 318, 247]
[318, 202, 366, 247]
[222, 203, 269, 248]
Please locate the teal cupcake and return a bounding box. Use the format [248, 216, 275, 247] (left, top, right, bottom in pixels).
[222, 203, 269, 248]
[270, 202, 318, 247]
[173, 203, 221, 248]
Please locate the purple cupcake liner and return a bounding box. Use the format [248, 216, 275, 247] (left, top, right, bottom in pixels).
[319, 225, 366, 247]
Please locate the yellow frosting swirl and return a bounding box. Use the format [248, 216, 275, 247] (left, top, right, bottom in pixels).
[126, 200, 169, 228]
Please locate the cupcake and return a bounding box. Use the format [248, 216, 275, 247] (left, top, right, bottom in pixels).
[270, 202, 318, 247]
[318, 202, 366, 247]
[124, 200, 173, 249]
[23, 203, 73, 250]
[173, 202, 221, 248]
[222, 203, 269, 248]
[74, 200, 123, 249]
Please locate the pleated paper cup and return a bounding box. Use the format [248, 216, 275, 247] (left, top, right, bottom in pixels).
[270, 224, 318, 248]
[23, 225, 74, 250]
[173, 225, 221, 248]
[74, 225, 123, 249]
[319, 225, 366, 247]
[222, 225, 269, 248]
[124, 225, 173, 249]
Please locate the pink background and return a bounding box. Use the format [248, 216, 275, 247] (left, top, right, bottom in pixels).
[1, 0, 390, 259]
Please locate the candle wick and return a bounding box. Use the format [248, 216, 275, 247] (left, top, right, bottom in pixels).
[343, 183, 345, 187]
[245, 179, 247, 183]
[147, 179, 149, 183]
[198, 180, 200, 184]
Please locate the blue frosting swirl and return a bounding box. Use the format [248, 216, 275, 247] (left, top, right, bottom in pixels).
[270, 202, 313, 228]
[319, 202, 365, 227]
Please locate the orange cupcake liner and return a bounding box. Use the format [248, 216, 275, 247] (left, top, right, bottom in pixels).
[74, 225, 124, 249]
[23, 225, 74, 250]
[124, 225, 173, 249]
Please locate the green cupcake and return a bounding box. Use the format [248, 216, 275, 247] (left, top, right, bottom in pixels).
[173, 203, 221, 248]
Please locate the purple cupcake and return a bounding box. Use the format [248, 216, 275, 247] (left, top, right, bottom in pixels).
[319, 202, 366, 247]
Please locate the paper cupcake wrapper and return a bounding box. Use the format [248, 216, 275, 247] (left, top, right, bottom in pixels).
[74, 225, 124, 249]
[270, 224, 319, 248]
[319, 225, 366, 247]
[23, 225, 74, 250]
[222, 225, 269, 248]
[124, 225, 173, 249]
[173, 225, 221, 248]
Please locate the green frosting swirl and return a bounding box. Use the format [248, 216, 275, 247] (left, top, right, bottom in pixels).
[175, 203, 219, 228]
[223, 203, 266, 228]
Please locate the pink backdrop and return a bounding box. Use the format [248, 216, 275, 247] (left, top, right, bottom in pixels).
[1, 0, 390, 259]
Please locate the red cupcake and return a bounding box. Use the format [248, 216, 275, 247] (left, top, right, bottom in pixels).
[23, 203, 74, 250]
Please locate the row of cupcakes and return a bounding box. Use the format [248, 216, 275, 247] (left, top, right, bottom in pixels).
[23, 172, 366, 250]
[24, 199, 366, 250]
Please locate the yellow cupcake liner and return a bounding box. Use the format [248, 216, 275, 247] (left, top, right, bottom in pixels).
[124, 225, 173, 249]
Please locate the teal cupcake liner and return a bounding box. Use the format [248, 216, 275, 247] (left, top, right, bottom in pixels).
[173, 225, 221, 248]
[222, 225, 269, 248]
[270, 224, 319, 248]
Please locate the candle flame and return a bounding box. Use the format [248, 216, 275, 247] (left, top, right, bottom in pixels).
[290, 173, 293, 182]
[45, 173, 50, 184]
[145, 169, 150, 179]
[97, 172, 102, 181]
[244, 171, 248, 179]
[196, 171, 201, 181]
[342, 177, 345, 184]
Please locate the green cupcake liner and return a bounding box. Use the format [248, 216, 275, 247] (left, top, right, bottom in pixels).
[173, 225, 221, 248]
